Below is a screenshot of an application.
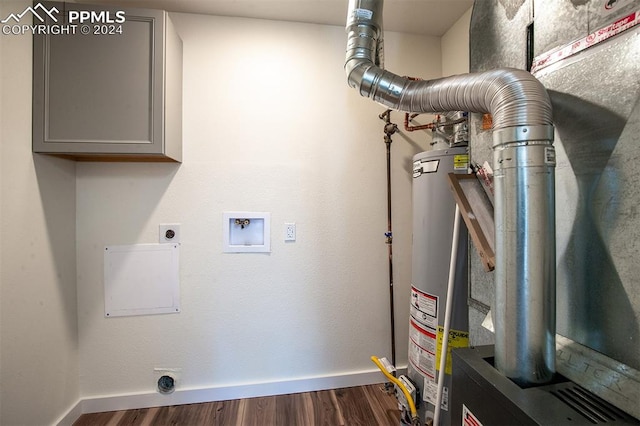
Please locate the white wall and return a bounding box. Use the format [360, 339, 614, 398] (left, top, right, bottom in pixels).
[0, 11, 3, 422]
[0, 2, 80, 424]
[0, 4, 457, 420]
[76, 14, 442, 400]
[442, 7, 472, 76]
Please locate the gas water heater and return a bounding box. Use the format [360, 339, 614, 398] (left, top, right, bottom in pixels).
[408, 146, 469, 425]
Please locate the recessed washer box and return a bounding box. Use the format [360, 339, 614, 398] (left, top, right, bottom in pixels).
[223, 212, 271, 253]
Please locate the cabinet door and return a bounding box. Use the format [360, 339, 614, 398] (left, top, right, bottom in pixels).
[33, 3, 168, 158]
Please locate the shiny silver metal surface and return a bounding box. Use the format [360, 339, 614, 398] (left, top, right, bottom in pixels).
[493, 143, 556, 384]
[539, 27, 640, 372]
[556, 335, 640, 421]
[345, 0, 552, 130]
[492, 125, 555, 147]
[345, 0, 557, 386]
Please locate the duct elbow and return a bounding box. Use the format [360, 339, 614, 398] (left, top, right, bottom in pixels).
[344, 58, 369, 91]
[484, 68, 554, 133]
[344, 0, 389, 101]
[345, 55, 413, 110]
[343, 1, 554, 139]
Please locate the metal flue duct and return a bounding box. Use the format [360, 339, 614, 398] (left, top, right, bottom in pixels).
[345, 0, 557, 386]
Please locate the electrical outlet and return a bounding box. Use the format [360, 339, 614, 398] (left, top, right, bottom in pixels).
[285, 223, 296, 242]
[159, 223, 180, 244]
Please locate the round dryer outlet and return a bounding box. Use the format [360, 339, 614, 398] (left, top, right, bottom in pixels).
[157, 374, 176, 394]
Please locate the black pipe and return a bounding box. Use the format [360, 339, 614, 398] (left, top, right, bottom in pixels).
[526, 21, 535, 72]
[379, 109, 398, 367]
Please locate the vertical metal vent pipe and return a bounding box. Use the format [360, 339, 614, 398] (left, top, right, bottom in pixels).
[345, 0, 556, 385]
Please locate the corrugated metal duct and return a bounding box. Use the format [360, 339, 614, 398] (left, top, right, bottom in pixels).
[345, 0, 557, 385]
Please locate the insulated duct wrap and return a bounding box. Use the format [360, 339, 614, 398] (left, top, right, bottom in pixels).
[345, 0, 557, 386]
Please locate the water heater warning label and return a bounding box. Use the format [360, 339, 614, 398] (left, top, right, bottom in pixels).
[409, 287, 438, 380]
[410, 286, 438, 329]
[413, 159, 439, 178]
[409, 318, 436, 379]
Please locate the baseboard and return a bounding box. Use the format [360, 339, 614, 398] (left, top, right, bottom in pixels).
[55, 399, 83, 426]
[58, 365, 407, 424]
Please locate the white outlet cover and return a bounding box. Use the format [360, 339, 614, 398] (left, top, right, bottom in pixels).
[160, 223, 180, 244]
[285, 223, 296, 241]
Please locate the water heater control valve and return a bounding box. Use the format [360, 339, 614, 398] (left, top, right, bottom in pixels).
[395, 374, 418, 413]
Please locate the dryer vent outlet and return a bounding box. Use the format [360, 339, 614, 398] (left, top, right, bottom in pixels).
[154, 367, 181, 394]
[157, 375, 175, 394]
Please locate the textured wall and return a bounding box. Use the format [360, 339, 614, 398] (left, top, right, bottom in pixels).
[76, 13, 442, 398]
[442, 7, 472, 76]
[0, 2, 80, 424]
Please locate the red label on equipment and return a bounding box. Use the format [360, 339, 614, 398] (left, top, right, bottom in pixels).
[532, 10, 639, 74]
[408, 318, 437, 379]
[410, 285, 438, 330]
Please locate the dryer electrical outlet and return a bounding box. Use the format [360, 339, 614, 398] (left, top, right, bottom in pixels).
[159, 223, 180, 244]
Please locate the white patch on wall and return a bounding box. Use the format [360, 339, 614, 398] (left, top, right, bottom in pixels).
[104, 243, 180, 317]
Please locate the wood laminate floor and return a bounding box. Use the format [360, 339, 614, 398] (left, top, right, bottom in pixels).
[73, 384, 401, 426]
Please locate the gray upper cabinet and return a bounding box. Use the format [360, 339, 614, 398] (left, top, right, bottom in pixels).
[33, 2, 182, 162]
